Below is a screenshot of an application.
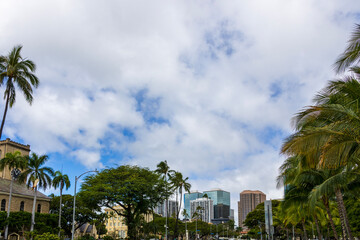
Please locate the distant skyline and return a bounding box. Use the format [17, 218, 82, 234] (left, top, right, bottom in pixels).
[1, 0, 360, 226]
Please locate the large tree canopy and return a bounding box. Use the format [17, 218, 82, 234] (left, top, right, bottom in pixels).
[79, 165, 167, 240]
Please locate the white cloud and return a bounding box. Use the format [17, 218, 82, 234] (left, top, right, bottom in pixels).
[0, 0, 359, 225]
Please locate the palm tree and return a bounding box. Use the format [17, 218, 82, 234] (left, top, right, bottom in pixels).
[169, 171, 191, 238]
[280, 77, 360, 240]
[0, 45, 39, 139]
[334, 24, 360, 74]
[277, 155, 340, 240]
[52, 171, 71, 237]
[0, 151, 27, 240]
[182, 209, 190, 240]
[19, 153, 54, 233]
[193, 206, 203, 239]
[155, 160, 173, 239]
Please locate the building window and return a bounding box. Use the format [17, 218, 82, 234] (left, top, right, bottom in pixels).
[1, 199, 5, 211]
[20, 201, 25, 211]
[37, 204, 41, 213]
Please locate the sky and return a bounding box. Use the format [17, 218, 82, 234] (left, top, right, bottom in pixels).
[1, 0, 360, 226]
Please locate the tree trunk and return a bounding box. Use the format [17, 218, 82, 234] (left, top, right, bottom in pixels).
[322, 197, 338, 240]
[58, 186, 63, 237]
[335, 188, 353, 240]
[174, 187, 183, 239]
[4, 178, 14, 240]
[0, 90, 11, 140]
[314, 215, 322, 240]
[286, 228, 289, 240]
[302, 219, 308, 240]
[31, 186, 38, 232]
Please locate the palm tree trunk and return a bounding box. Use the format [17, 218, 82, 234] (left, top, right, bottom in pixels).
[4, 178, 14, 240]
[334, 189, 347, 239]
[302, 219, 308, 240]
[58, 186, 63, 237]
[174, 187, 183, 239]
[286, 228, 289, 240]
[335, 188, 353, 240]
[314, 215, 322, 240]
[0, 90, 11, 139]
[322, 197, 338, 240]
[31, 186, 38, 232]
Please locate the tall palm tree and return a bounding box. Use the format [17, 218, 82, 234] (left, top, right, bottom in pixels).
[169, 171, 191, 238]
[280, 77, 360, 240]
[52, 171, 71, 237]
[19, 153, 54, 233]
[182, 209, 190, 240]
[155, 160, 173, 239]
[0, 45, 39, 139]
[0, 151, 27, 240]
[334, 24, 360, 74]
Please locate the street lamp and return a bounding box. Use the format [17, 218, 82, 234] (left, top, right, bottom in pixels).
[71, 170, 98, 240]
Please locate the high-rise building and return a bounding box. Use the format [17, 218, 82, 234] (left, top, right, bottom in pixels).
[214, 204, 230, 219]
[184, 189, 231, 222]
[203, 189, 230, 219]
[238, 190, 266, 228]
[184, 191, 203, 218]
[190, 197, 214, 223]
[229, 209, 234, 221]
[203, 189, 230, 206]
[154, 200, 178, 217]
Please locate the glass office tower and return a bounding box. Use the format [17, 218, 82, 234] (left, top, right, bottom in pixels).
[203, 189, 230, 218]
[184, 191, 203, 218]
[203, 189, 230, 206]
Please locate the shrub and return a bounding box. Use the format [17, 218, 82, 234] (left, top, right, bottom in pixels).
[34, 232, 60, 240]
[103, 236, 113, 240]
[77, 234, 96, 240]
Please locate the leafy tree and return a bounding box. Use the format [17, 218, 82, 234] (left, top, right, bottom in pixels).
[0, 45, 39, 139]
[49, 194, 104, 237]
[19, 153, 54, 234]
[34, 232, 59, 240]
[0, 211, 58, 235]
[344, 197, 360, 237]
[0, 151, 27, 239]
[80, 165, 167, 240]
[52, 171, 71, 237]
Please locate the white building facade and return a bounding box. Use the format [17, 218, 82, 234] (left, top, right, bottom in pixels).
[154, 200, 178, 217]
[190, 197, 214, 223]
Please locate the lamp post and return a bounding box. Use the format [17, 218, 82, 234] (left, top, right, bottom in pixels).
[71, 170, 98, 240]
[216, 224, 218, 239]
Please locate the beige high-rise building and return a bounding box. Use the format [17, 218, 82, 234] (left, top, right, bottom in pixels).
[238, 190, 266, 228]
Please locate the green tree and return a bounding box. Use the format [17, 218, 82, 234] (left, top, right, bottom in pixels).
[169, 171, 191, 238]
[80, 165, 167, 240]
[0, 45, 39, 139]
[280, 77, 360, 240]
[49, 194, 104, 237]
[277, 155, 340, 239]
[0, 151, 27, 239]
[334, 24, 360, 74]
[0, 211, 59, 235]
[52, 171, 70, 237]
[19, 153, 54, 234]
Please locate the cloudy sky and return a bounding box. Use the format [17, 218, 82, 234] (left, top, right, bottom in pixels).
[1, 0, 360, 225]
